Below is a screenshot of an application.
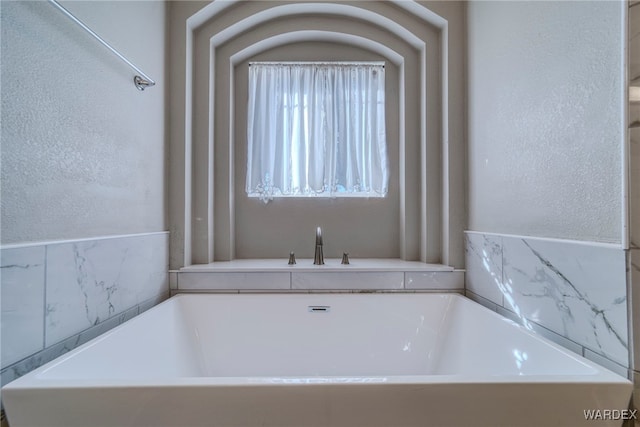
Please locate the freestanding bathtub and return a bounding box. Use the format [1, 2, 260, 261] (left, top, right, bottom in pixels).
[2, 293, 633, 427]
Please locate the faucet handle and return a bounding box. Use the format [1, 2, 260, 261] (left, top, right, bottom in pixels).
[341, 252, 350, 265]
[288, 252, 296, 265]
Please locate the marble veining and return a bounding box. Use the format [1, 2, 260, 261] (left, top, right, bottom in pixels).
[73, 242, 124, 324]
[465, 232, 629, 367]
[45, 241, 125, 341]
[503, 238, 627, 366]
[45, 233, 168, 346]
[464, 233, 504, 305]
[1, 247, 46, 368]
[515, 240, 625, 350]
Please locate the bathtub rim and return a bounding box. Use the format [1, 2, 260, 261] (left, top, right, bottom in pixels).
[2, 292, 632, 392]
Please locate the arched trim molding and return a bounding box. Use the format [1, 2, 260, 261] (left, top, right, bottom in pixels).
[182, 1, 449, 266]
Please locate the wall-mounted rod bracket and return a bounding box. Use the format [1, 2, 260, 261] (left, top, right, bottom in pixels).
[133, 76, 154, 91]
[48, 0, 156, 91]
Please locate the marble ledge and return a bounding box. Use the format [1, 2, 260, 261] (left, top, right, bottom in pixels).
[180, 258, 454, 273]
[464, 230, 623, 250]
[0, 231, 169, 251]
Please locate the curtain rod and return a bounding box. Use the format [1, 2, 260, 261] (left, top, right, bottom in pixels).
[48, 0, 156, 91]
[249, 61, 385, 68]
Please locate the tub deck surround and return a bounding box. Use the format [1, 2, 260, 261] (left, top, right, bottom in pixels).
[2, 293, 632, 427]
[181, 258, 455, 272]
[177, 258, 463, 291]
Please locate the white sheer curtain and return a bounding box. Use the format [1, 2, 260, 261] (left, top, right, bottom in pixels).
[246, 62, 388, 201]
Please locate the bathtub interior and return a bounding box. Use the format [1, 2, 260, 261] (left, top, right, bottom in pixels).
[30, 293, 606, 383]
[35, 298, 204, 380]
[429, 296, 599, 376]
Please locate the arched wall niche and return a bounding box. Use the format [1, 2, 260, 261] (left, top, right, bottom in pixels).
[232, 39, 403, 259]
[169, 0, 466, 268]
[212, 14, 425, 261]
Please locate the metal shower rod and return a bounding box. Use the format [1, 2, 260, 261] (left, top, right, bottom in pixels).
[48, 0, 156, 91]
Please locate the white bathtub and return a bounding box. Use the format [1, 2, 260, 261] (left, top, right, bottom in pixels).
[2, 293, 632, 427]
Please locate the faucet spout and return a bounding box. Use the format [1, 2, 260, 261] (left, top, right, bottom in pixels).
[313, 226, 324, 265]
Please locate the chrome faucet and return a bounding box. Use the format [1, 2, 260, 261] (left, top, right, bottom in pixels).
[313, 226, 324, 265]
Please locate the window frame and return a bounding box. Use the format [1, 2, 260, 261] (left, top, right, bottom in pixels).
[245, 61, 389, 201]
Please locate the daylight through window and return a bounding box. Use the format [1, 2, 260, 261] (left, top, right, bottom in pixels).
[246, 62, 388, 202]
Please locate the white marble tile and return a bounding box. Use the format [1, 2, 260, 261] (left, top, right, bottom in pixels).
[178, 272, 290, 290]
[502, 237, 628, 367]
[464, 232, 504, 305]
[1, 246, 46, 368]
[292, 272, 404, 290]
[45, 233, 169, 346]
[405, 271, 464, 290]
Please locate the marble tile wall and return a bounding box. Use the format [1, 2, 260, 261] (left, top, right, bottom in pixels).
[0, 232, 169, 387]
[1, 247, 46, 369]
[465, 231, 629, 370]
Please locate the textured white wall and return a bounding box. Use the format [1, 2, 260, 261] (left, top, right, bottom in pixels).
[467, 1, 624, 243]
[1, 1, 166, 244]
